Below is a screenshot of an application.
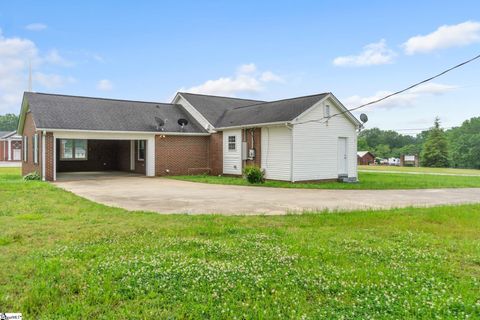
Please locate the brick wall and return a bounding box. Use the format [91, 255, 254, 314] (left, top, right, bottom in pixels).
[155, 135, 210, 176]
[242, 128, 261, 167]
[22, 112, 42, 176]
[45, 133, 54, 181]
[0, 141, 4, 160]
[209, 132, 223, 175]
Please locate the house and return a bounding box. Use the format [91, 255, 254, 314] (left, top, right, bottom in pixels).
[0, 131, 22, 161]
[17, 91, 362, 182]
[357, 151, 375, 165]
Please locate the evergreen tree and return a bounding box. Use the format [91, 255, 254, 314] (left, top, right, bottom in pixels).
[420, 117, 449, 167]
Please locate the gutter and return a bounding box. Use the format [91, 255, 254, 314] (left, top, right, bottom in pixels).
[36, 128, 211, 136]
[215, 121, 290, 131]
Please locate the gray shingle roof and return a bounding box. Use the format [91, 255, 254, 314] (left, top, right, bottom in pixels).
[24, 92, 206, 133]
[179, 92, 264, 126]
[215, 93, 329, 127]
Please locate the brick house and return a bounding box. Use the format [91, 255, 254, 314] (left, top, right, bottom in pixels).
[0, 131, 22, 161]
[18, 91, 361, 182]
[357, 151, 375, 165]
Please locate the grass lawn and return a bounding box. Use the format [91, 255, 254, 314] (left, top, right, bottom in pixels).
[171, 171, 480, 189]
[359, 165, 480, 175]
[1, 167, 480, 319]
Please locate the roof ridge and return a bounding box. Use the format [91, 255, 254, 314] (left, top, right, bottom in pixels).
[179, 91, 265, 102]
[229, 92, 330, 111]
[25, 91, 174, 106]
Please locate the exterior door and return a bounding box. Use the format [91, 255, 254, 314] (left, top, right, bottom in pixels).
[13, 149, 21, 161]
[337, 137, 347, 176]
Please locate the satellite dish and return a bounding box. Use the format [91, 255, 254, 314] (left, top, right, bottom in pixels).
[360, 113, 368, 123]
[155, 117, 165, 126]
[178, 118, 189, 127]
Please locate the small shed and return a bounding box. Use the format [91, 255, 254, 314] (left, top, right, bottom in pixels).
[357, 151, 375, 165]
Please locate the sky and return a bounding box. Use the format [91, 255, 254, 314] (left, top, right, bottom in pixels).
[1, 0, 479, 134]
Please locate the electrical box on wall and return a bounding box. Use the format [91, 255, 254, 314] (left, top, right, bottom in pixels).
[248, 148, 255, 159]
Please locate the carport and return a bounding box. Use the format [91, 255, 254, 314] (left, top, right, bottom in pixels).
[51, 131, 155, 181]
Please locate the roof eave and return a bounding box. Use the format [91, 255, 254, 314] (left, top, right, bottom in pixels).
[215, 121, 290, 130]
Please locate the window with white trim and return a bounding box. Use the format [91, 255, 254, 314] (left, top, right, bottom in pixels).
[60, 139, 88, 160]
[228, 136, 236, 151]
[137, 140, 145, 161]
[23, 136, 28, 162]
[33, 134, 39, 164]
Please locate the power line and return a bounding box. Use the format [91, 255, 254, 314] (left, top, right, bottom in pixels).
[297, 53, 480, 125]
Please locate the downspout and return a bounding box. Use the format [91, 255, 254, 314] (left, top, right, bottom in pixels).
[41, 131, 46, 181]
[285, 123, 294, 182]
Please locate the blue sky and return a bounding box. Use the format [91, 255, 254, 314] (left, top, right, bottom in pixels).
[1, 0, 479, 133]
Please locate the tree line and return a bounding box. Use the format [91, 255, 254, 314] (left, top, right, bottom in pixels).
[0, 113, 19, 132]
[358, 116, 480, 169]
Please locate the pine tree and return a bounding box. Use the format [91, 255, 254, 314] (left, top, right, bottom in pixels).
[420, 117, 449, 167]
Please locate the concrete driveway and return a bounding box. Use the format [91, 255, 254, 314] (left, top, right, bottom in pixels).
[54, 175, 480, 215]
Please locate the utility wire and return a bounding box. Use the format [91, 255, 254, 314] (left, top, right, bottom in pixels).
[297, 53, 480, 125]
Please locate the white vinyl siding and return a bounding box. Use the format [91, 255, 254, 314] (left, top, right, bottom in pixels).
[223, 129, 242, 175]
[261, 126, 292, 181]
[292, 98, 357, 181]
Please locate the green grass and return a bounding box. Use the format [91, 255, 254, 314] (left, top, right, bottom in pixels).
[359, 165, 480, 175]
[171, 171, 480, 189]
[1, 167, 480, 319]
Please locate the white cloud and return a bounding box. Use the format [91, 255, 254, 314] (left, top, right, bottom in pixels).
[44, 49, 73, 66]
[344, 82, 456, 110]
[0, 29, 75, 114]
[180, 64, 284, 96]
[333, 39, 396, 67]
[260, 71, 284, 82]
[237, 63, 257, 74]
[33, 73, 75, 88]
[97, 79, 113, 91]
[403, 21, 480, 55]
[25, 23, 47, 31]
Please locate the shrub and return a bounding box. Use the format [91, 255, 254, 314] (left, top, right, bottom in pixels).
[243, 165, 265, 184]
[23, 171, 41, 181]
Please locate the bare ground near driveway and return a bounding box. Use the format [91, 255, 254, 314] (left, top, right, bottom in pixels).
[54, 175, 480, 215]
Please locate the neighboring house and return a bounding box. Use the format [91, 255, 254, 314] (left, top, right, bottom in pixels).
[18, 91, 362, 182]
[0, 131, 22, 161]
[357, 151, 375, 165]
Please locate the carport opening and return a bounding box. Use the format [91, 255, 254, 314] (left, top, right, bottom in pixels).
[56, 139, 146, 180]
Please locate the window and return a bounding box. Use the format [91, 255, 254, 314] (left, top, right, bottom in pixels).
[137, 140, 145, 161]
[60, 139, 88, 160]
[324, 105, 331, 118]
[33, 134, 39, 164]
[23, 136, 28, 162]
[228, 136, 236, 151]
